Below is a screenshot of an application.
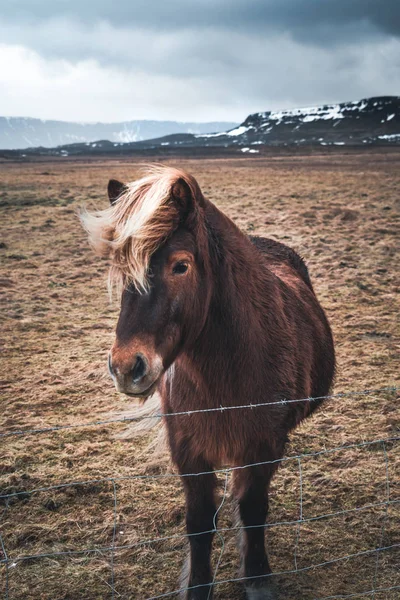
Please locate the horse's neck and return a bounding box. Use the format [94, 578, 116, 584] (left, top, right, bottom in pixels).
[184, 203, 276, 388]
[206, 201, 276, 304]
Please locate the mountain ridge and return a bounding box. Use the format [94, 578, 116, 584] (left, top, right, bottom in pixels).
[0, 117, 238, 150]
[1, 97, 399, 156]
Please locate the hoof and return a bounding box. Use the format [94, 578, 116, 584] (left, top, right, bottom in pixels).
[245, 583, 277, 600]
[179, 557, 213, 600]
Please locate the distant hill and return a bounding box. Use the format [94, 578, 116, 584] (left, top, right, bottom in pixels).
[197, 96, 399, 148]
[1, 97, 399, 158]
[0, 118, 238, 150]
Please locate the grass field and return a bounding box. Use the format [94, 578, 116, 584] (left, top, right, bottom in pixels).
[1, 152, 399, 599]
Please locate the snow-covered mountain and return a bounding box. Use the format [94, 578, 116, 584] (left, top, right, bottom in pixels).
[201, 96, 399, 147]
[0, 118, 238, 150]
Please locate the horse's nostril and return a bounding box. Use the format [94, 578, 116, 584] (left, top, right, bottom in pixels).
[132, 355, 147, 383]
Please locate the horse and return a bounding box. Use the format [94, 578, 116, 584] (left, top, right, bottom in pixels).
[81, 165, 335, 599]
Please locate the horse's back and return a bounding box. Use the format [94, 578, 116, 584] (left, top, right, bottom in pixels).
[249, 234, 335, 408]
[249, 235, 313, 291]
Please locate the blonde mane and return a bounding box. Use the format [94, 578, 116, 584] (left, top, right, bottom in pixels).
[80, 165, 200, 294]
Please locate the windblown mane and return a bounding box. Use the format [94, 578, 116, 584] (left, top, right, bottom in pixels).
[80, 165, 201, 294]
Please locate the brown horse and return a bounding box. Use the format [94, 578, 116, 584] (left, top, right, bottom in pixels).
[81, 166, 335, 599]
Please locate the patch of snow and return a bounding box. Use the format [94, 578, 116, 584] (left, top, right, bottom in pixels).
[302, 106, 342, 122]
[334, 142, 345, 145]
[195, 131, 225, 138]
[161, 142, 170, 146]
[258, 99, 374, 126]
[354, 100, 368, 111]
[114, 128, 140, 143]
[378, 134, 400, 141]
[241, 147, 259, 153]
[226, 125, 250, 136]
[387, 114, 395, 121]
[263, 103, 346, 124]
[251, 141, 263, 145]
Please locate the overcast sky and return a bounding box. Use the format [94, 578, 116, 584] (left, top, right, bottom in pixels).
[0, 0, 399, 123]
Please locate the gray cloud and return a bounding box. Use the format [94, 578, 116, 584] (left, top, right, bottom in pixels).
[5, 0, 400, 39]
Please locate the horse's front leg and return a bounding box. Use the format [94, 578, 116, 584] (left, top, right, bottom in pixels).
[179, 460, 217, 600]
[233, 463, 278, 600]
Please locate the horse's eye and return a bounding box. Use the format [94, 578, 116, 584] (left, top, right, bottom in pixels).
[172, 261, 189, 275]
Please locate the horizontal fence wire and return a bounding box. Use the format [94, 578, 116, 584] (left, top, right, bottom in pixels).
[1, 435, 399, 501]
[1, 385, 399, 599]
[0, 386, 397, 439]
[313, 585, 400, 600]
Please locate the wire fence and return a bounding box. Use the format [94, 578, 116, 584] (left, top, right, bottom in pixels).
[1, 386, 399, 599]
[1, 386, 397, 439]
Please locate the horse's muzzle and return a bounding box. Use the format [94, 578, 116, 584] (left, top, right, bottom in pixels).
[108, 351, 162, 398]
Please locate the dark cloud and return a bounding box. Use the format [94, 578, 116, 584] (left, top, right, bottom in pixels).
[2, 0, 399, 72]
[5, 0, 400, 40]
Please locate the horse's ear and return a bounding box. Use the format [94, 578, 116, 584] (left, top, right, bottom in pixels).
[108, 179, 126, 205]
[171, 176, 205, 214]
[171, 178, 192, 208]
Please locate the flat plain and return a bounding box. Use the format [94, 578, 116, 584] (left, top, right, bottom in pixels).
[1, 151, 399, 599]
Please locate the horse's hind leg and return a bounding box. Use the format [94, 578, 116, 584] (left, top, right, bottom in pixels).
[178, 459, 217, 600]
[232, 463, 278, 600]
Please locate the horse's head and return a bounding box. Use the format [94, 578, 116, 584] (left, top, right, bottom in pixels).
[81, 167, 212, 398]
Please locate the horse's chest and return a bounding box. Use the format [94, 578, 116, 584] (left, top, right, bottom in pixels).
[168, 409, 270, 468]
[162, 368, 277, 468]
[191, 412, 239, 467]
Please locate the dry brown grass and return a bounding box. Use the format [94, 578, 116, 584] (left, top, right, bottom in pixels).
[1, 153, 399, 599]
